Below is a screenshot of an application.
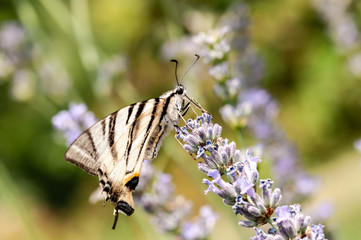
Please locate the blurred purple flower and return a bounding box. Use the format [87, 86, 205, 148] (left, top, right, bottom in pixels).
[306, 201, 334, 224]
[95, 55, 127, 96]
[311, 0, 360, 51]
[181, 205, 218, 240]
[52, 102, 97, 145]
[38, 61, 71, 100]
[312, 0, 361, 77]
[0, 21, 26, 52]
[193, 26, 231, 63]
[150, 196, 193, 233]
[0, 21, 32, 67]
[134, 158, 217, 238]
[10, 69, 36, 101]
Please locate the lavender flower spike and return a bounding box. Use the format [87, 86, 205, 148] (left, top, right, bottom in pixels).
[177, 113, 327, 239]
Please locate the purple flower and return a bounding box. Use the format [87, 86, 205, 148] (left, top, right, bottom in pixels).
[52, 102, 97, 145]
[0, 22, 26, 51]
[219, 102, 252, 128]
[0, 21, 32, 67]
[136, 172, 175, 212]
[95, 55, 127, 96]
[38, 61, 71, 100]
[136, 160, 155, 191]
[178, 113, 283, 228]
[193, 26, 231, 62]
[274, 204, 319, 239]
[176, 112, 328, 239]
[153, 173, 174, 204]
[306, 224, 327, 240]
[203, 169, 237, 204]
[10, 69, 36, 101]
[309, 201, 334, 223]
[208, 61, 229, 81]
[275, 205, 292, 219]
[311, 0, 361, 77]
[181, 205, 218, 240]
[150, 196, 193, 233]
[133, 158, 217, 238]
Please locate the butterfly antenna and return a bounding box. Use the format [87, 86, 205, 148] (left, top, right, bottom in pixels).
[170, 59, 180, 85]
[179, 54, 200, 83]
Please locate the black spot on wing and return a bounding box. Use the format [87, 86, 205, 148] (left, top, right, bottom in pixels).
[125, 176, 139, 191]
[99, 179, 105, 186]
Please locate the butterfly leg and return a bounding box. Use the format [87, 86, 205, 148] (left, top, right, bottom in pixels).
[183, 99, 201, 118]
[173, 124, 196, 160]
[178, 112, 194, 130]
[181, 102, 190, 116]
[185, 94, 209, 114]
[189, 104, 199, 117]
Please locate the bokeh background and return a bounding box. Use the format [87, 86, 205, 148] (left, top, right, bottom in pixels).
[1, 0, 361, 239]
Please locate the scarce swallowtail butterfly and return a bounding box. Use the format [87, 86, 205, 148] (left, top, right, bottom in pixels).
[64, 55, 205, 229]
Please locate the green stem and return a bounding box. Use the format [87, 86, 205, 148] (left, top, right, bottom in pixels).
[266, 217, 277, 231]
[236, 126, 247, 148]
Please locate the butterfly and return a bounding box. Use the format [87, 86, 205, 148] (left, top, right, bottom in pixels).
[64, 55, 205, 229]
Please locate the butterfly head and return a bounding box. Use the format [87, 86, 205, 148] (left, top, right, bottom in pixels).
[175, 84, 185, 95]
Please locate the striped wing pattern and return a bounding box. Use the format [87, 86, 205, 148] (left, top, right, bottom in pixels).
[65, 95, 178, 219]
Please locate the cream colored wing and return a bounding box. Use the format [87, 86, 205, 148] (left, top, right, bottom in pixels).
[64, 97, 175, 216]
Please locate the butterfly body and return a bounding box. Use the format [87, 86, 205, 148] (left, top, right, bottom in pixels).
[64, 85, 186, 224]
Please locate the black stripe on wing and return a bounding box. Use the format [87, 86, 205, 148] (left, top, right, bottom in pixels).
[85, 129, 99, 160]
[108, 111, 118, 158]
[151, 93, 173, 158]
[135, 98, 160, 163]
[124, 100, 147, 165]
[126, 103, 137, 125]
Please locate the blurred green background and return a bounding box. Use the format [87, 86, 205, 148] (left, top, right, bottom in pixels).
[0, 0, 361, 239]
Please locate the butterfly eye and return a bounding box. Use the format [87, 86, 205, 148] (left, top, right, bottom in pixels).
[176, 86, 184, 95]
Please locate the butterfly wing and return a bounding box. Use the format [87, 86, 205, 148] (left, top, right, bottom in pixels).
[65, 97, 176, 216]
